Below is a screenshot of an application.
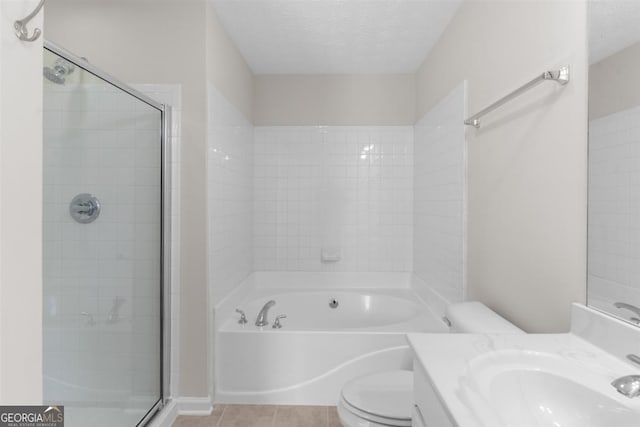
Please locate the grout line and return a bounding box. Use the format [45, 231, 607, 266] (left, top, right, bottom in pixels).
[271, 405, 278, 427]
[215, 405, 226, 427]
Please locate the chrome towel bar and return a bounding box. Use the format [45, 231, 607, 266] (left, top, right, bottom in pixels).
[464, 66, 570, 128]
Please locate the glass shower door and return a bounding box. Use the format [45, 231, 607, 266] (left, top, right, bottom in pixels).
[42, 44, 165, 427]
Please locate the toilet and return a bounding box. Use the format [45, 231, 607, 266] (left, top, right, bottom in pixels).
[337, 301, 523, 427]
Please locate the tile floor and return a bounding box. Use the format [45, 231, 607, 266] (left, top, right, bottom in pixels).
[172, 404, 343, 427]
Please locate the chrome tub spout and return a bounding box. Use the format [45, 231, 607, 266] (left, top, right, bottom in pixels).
[255, 300, 276, 327]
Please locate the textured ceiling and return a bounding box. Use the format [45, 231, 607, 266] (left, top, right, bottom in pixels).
[212, 0, 462, 74]
[589, 0, 640, 64]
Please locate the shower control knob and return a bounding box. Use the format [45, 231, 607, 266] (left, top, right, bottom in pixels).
[69, 193, 101, 224]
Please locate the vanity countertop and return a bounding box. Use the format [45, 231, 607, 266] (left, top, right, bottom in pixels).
[407, 332, 640, 427]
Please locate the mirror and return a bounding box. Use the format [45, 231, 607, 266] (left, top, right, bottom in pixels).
[588, 1, 640, 325]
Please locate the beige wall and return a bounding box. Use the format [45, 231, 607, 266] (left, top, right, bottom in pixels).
[45, 0, 212, 397]
[589, 42, 640, 120]
[206, 4, 254, 122]
[417, 1, 588, 332]
[254, 74, 415, 125]
[0, 0, 43, 402]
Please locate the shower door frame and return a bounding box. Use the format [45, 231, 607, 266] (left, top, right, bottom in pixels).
[43, 40, 172, 427]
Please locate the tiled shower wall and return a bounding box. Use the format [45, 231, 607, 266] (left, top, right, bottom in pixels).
[253, 126, 413, 272]
[207, 97, 465, 295]
[207, 84, 254, 304]
[589, 105, 640, 311]
[43, 82, 180, 404]
[413, 83, 466, 306]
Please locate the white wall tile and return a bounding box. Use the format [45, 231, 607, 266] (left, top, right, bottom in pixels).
[413, 83, 466, 305]
[253, 126, 413, 273]
[43, 82, 180, 403]
[207, 84, 254, 304]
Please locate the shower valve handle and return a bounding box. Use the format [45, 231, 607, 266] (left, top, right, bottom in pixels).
[69, 194, 101, 224]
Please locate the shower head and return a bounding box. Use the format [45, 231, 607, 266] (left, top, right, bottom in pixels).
[43, 58, 75, 84]
[43, 67, 65, 84]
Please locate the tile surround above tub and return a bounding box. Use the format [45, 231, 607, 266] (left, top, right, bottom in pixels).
[253, 126, 413, 272]
[207, 83, 254, 303]
[413, 83, 466, 305]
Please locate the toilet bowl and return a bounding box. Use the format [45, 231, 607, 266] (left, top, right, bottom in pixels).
[337, 301, 523, 427]
[337, 370, 413, 427]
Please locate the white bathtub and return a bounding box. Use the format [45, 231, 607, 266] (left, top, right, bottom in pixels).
[215, 279, 446, 405]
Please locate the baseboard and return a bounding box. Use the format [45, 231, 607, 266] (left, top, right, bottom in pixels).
[146, 396, 214, 427]
[176, 396, 214, 416]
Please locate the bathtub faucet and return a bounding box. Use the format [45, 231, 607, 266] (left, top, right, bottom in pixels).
[255, 300, 276, 327]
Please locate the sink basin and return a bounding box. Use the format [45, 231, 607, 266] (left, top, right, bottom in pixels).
[491, 370, 637, 427]
[408, 311, 640, 427]
[462, 350, 640, 427]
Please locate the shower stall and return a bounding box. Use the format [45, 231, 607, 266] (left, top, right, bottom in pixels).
[42, 41, 171, 427]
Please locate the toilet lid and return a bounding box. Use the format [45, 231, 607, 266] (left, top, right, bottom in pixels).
[341, 370, 413, 422]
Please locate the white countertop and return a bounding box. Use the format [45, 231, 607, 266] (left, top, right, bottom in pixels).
[407, 332, 640, 427]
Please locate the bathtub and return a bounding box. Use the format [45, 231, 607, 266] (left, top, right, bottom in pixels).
[214, 275, 446, 405]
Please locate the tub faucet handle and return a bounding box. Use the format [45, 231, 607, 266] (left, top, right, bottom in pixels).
[80, 311, 96, 326]
[235, 308, 247, 325]
[273, 314, 287, 329]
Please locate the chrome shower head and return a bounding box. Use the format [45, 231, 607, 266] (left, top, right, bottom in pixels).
[43, 67, 65, 84]
[43, 58, 75, 84]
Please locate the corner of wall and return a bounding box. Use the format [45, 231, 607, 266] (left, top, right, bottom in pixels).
[412, 83, 466, 310]
[205, 2, 255, 123]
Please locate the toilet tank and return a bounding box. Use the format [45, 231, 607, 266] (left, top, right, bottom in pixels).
[445, 302, 524, 333]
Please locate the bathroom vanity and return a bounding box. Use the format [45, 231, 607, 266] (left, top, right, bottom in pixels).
[411, 358, 453, 427]
[407, 304, 640, 427]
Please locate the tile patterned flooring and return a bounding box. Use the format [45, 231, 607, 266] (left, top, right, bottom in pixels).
[172, 404, 343, 427]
